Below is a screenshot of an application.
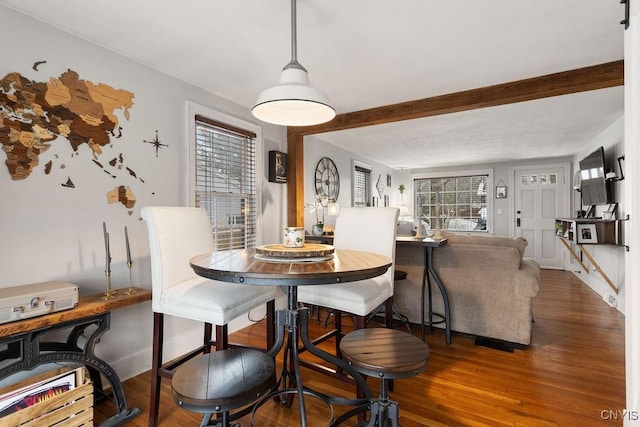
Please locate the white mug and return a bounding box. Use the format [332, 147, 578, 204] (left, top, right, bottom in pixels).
[283, 227, 305, 248]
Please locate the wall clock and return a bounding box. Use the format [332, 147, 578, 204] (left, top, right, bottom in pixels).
[315, 157, 340, 201]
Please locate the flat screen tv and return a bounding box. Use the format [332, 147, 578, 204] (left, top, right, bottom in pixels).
[579, 146, 609, 206]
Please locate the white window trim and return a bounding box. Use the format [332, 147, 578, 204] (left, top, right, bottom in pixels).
[412, 168, 494, 234]
[185, 101, 263, 245]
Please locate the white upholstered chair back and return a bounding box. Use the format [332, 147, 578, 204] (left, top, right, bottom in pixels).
[141, 206, 214, 312]
[333, 207, 399, 288]
[141, 206, 277, 425]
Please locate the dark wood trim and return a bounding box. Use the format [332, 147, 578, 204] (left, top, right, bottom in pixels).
[287, 129, 305, 226]
[196, 114, 257, 138]
[286, 60, 624, 226]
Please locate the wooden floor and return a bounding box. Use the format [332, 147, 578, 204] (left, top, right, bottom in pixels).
[94, 269, 625, 426]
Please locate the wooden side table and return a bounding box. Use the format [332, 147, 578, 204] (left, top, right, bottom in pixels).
[0, 287, 151, 426]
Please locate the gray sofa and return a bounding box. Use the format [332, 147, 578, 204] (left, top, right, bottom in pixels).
[393, 231, 541, 345]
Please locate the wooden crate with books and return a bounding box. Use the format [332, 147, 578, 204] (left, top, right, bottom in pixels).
[0, 366, 92, 426]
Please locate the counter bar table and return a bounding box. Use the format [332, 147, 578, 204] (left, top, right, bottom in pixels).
[190, 248, 392, 427]
[395, 236, 451, 344]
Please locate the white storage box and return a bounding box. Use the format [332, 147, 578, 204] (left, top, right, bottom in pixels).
[0, 281, 79, 325]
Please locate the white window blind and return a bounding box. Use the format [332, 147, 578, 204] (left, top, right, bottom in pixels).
[354, 164, 372, 207]
[194, 115, 257, 250]
[415, 175, 488, 232]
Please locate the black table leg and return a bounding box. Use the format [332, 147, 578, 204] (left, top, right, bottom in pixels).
[256, 285, 372, 427]
[420, 246, 451, 345]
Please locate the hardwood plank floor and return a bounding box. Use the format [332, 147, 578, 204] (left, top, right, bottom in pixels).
[94, 269, 625, 426]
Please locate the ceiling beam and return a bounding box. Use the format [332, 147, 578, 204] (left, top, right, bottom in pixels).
[293, 60, 623, 136]
[286, 60, 624, 225]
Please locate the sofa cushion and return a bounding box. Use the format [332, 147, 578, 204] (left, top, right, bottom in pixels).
[441, 231, 527, 264]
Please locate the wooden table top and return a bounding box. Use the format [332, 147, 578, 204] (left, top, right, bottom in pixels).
[190, 248, 392, 287]
[394, 236, 448, 248]
[0, 287, 151, 338]
[305, 234, 447, 248]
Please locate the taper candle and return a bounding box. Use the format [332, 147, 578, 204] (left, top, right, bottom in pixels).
[124, 226, 132, 265]
[103, 221, 111, 272]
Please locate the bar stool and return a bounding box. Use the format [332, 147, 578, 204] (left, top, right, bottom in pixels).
[334, 328, 429, 426]
[171, 349, 276, 427]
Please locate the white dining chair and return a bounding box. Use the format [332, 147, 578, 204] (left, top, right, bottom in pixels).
[141, 206, 277, 426]
[297, 207, 399, 363]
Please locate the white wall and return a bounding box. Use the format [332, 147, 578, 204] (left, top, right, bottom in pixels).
[0, 6, 285, 383]
[570, 118, 626, 313]
[406, 156, 572, 237]
[303, 136, 393, 232]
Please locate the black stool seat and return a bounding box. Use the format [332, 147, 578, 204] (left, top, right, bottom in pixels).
[172, 349, 276, 425]
[340, 328, 429, 379]
[394, 270, 408, 281]
[335, 328, 429, 426]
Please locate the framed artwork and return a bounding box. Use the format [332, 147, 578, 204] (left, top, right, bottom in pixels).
[605, 202, 618, 214]
[496, 180, 507, 199]
[577, 224, 598, 244]
[376, 174, 386, 197]
[604, 202, 618, 220]
[268, 151, 287, 183]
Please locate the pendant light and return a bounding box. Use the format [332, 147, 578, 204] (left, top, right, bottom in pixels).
[252, 0, 335, 127]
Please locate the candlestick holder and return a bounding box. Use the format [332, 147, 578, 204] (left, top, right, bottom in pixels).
[103, 270, 117, 300]
[125, 261, 137, 295]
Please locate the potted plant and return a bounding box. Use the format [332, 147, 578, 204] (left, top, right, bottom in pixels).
[398, 184, 406, 203]
[306, 195, 328, 236]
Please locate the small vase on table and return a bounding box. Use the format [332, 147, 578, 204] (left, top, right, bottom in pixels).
[312, 223, 324, 237]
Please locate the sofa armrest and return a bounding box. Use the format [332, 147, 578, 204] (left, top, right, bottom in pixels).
[515, 259, 541, 298]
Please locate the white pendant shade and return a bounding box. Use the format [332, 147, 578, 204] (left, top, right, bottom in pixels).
[252, 67, 335, 127]
[252, 0, 335, 127]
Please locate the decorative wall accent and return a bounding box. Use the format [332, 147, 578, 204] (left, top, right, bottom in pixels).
[0, 64, 140, 212]
[268, 151, 287, 183]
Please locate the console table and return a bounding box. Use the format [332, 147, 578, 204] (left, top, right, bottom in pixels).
[305, 234, 451, 344]
[0, 287, 151, 427]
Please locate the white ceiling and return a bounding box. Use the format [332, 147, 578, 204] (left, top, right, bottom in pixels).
[0, 0, 625, 169]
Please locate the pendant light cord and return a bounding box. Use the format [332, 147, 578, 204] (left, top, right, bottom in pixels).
[285, 0, 305, 72]
[291, 0, 297, 63]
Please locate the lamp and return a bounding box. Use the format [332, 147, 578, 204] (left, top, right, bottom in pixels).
[252, 0, 335, 127]
[398, 204, 410, 221]
[327, 202, 340, 216]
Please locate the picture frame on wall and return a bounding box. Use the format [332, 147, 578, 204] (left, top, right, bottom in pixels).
[268, 151, 287, 183]
[496, 180, 507, 199]
[603, 202, 618, 220]
[577, 223, 598, 244]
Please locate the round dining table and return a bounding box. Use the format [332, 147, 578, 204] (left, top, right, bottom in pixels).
[190, 247, 392, 427]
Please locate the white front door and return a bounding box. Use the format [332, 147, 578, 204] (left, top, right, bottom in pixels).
[513, 165, 569, 269]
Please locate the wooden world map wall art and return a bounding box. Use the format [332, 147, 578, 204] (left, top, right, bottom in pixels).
[0, 61, 150, 215]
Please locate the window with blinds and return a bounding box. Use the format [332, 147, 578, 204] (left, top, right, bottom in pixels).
[194, 115, 257, 250]
[415, 174, 488, 232]
[353, 164, 372, 207]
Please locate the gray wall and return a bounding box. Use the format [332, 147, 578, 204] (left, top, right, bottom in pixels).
[0, 6, 286, 384]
